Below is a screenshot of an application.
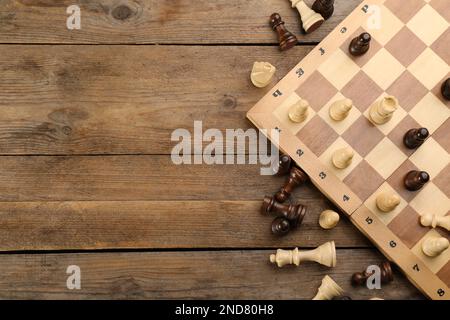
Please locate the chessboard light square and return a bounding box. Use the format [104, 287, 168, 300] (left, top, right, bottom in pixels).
[410, 92, 450, 132]
[362, 49, 405, 90]
[363, 94, 408, 135]
[365, 137, 408, 179]
[407, 4, 448, 46]
[409, 138, 450, 178]
[317, 92, 362, 135]
[273, 92, 316, 135]
[318, 49, 360, 90]
[412, 229, 450, 273]
[429, 0, 450, 22]
[410, 183, 450, 218]
[368, 5, 404, 45]
[318, 137, 363, 181]
[408, 48, 449, 90]
[364, 182, 408, 225]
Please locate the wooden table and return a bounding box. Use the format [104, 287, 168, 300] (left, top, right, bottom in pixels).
[0, 0, 424, 299]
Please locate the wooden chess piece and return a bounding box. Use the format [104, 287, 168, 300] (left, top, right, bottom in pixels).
[275, 166, 309, 202]
[376, 192, 401, 213]
[270, 13, 298, 51]
[404, 128, 429, 149]
[329, 98, 353, 121]
[351, 261, 393, 286]
[420, 214, 450, 232]
[250, 62, 276, 88]
[290, 0, 324, 34]
[271, 217, 291, 236]
[442, 78, 450, 101]
[422, 237, 449, 257]
[332, 147, 354, 169]
[369, 96, 398, 125]
[270, 241, 336, 268]
[288, 99, 310, 123]
[272, 154, 292, 176]
[312, 0, 334, 20]
[262, 195, 307, 230]
[312, 275, 343, 300]
[349, 32, 371, 56]
[319, 210, 340, 229]
[404, 170, 430, 191]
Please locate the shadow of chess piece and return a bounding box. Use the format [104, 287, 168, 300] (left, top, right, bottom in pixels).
[270, 13, 298, 51]
[442, 78, 450, 101]
[261, 195, 307, 231]
[312, 0, 334, 20]
[404, 170, 429, 191]
[349, 32, 371, 56]
[271, 217, 291, 236]
[275, 166, 309, 202]
[272, 154, 292, 176]
[351, 261, 393, 286]
[404, 128, 429, 149]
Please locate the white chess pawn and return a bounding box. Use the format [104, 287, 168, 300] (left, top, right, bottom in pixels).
[420, 214, 450, 231]
[369, 96, 398, 125]
[422, 237, 450, 257]
[319, 210, 340, 230]
[290, 0, 324, 33]
[269, 241, 336, 268]
[329, 98, 353, 121]
[250, 62, 276, 88]
[312, 275, 344, 300]
[288, 99, 310, 123]
[332, 147, 354, 169]
[376, 192, 401, 213]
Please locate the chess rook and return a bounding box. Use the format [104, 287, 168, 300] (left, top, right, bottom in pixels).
[250, 62, 276, 88]
[275, 166, 309, 202]
[422, 237, 450, 257]
[270, 13, 298, 51]
[270, 241, 336, 268]
[272, 154, 292, 176]
[261, 195, 307, 230]
[290, 0, 324, 34]
[271, 217, 291, 236]
[312, 275, 343, 300]
[404, 170, 430, 191]
[369, 96, 398, 125]
[442, 78, 450, 101]
[312, 0, 335, 20]
[420, 214, 450, 232]
[349, 32, 371, 56]
[404, 128, 429, 149]
[351, 261, 393, 286]
[329, 98, 353, 121]
[319, 210, 340, 230]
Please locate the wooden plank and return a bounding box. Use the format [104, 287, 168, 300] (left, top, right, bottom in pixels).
[0, 249, 423, 299]
[0, 0, 361, 44]
[0, 200, 369, 251]
[0, 45, 312, 155]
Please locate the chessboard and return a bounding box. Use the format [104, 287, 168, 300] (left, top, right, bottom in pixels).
[248, 0, 449, 299]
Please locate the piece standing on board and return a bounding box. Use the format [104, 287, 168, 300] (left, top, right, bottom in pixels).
[290, 0, 325, 33]
[376, 192, 401, 213]
[269, 241, 337, 268]
[312, 0, 335, 20]
[422, 237, 450, 257]
[288, 98, 310, 123]
[332, 147, 354, 169]
[329, 98, 353, 121]
[442, 78, 450, 100]
[404, 170, 430, 191]
[369, 96, 398, 125]
[349, 32, 371, 56]
[404, 128, 429, 149]
[270, 13, 298, 51]
[312, 275, 344, 300]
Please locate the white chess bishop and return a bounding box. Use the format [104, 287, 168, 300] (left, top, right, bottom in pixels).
[420, 214, 450, 231]
[376, 192, 401, 213]
[312, 275, 344, 300]
[290, 0, 324, 33]
[250, 62, 276, 88]
[269, 241, 336, 268]
[422, 237, 449, 257]
[329, 98, 353, 121]
[369, 96, 398, 125]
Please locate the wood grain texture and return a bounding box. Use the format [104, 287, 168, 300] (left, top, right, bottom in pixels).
[0, 249, 423, 299]
[0, 0, 360, 44]
[0, 45, 312, 155]
[0, 200, 369, 251]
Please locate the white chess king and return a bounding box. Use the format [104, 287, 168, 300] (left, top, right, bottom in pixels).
[269, 241, 336, 268]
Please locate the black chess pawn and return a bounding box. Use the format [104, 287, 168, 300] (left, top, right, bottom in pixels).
[261, 195, 307, 233]
[312, 0, 335, 20]
[349, 32, 371, 56]
[442, 78, 450, 101]
[270, 13, 298, 51]
[272, 154, 292, 176]
[271, 217, 291, 236]
[351, 261, 393, 286]
[404, 128, 429, 149]
[404, 170, 430, 191]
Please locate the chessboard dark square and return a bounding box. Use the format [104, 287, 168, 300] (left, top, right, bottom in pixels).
[431, 27, 450, 65]
[341, 116, 384, 157]
[388, 206, 429, 249]
[296, 116, 338, 157]
[341, 71, 384, 112]
[433, 118, 450, 152]
[296, 71, 338, 111]
[343, 160, 384, 201]
[341, 27, 382, 68]
[387, 115, 422, 157]
[386, 71, 428, 111]
[431, 72, 450, 106]
[386, 159, 420, 202]
[384, 0, 426, 23]
[385, 27, 427, 67]
[433, 163, 450, 197]
[430, 0, 450, 22]
[437, 260, 450, 287]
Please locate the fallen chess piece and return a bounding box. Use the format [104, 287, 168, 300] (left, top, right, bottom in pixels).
[404, 170, 430, 191]
[422, 237, 450, 257]
[312, 275, 343, 300]
[351, 261, 393, 286]
[376, 191, 401, 213]
[271, 217, 292, 236]
[288, 98, 310, 123]
[270, 241, 336, 268]
[332, 147, 354, 169]
[319, 210, 340, 230]
[250, 62, 276, 88]
[270, 13, 298, 51]
[369, 96, 398, 125]
[275, 166, 309, 202]
[349, 32, 371, 56]
[329, 98, 353, 121]
[442, 78, 450, 101]
[261, 195, 307, 235]
[312, 0, 334, 20]
[420, 214, 450, 232]
[271, 154, 292, 176]
[404, 128, 429, 149]
[290, 0, 324, 34]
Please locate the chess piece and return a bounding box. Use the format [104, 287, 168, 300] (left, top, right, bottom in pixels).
[422, 237, 450, 257]
[290, 0, 324, 34]
[275, 166, 309, 202]
[319, 210, 340, 230]
[288, 99, 310, 123]
[329, 98, 353, 121]
[376, 192, 401, 213]
[349, 32, 371, 56]
[404, 128, 429, 149]
[270, 241, 336, 268]
[270, 13, 298, 51]
[420, 214, 450, 232]
[262, 195, 307, 230]
[312, 0, 334, 20]
[442, 78, 450, 101]
[312, 275, 344, 300]
[332, 147, 354, 169]
[351, 261, 393, 286]
[271, 217, 291, 236]
[369, 96, 398, 125]
[404, 170, 430, 191]
[272, 154, 292, 176]
[250, 62, 276, 88]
